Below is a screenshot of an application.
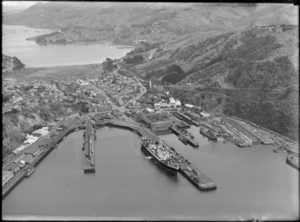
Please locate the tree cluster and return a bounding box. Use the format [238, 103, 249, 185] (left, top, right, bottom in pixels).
[123, 55, 144, 65]
[161, 64, 188, 84]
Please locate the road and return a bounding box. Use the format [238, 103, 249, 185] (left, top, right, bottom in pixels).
[99, 65, 147, 113]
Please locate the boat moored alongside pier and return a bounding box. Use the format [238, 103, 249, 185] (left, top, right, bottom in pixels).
[141, 137, 179, 175]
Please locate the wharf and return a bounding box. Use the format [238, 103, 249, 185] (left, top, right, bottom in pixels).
[172, 111, 193, 124]
[286, 154, 299, 171]
[192, 120, 200, 127]
[169, 125, 199, 147]
[176, 121, 191, 129]
[2, 118, 85, 199]
[83, 123, 96, 173]
[2, 170, 26, 198]
[170, 148, 217, 190]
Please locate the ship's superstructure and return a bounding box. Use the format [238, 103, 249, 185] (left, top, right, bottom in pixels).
[141, 137, 179, 174]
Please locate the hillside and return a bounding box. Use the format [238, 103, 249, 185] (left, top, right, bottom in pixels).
[2, 54, 25, 73]
[124, 24, 298, 141]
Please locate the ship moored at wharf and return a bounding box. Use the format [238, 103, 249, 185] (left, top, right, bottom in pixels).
[286, 154, 299, 170]
[25, 167, 35, 177]
[141, 137, 179, 175]
[199, 125, 218, 141]
[178, 135, 188, 145]
[169, 125, 199, 147]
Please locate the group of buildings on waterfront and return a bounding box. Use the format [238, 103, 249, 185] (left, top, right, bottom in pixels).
[2, 66, 299, 198]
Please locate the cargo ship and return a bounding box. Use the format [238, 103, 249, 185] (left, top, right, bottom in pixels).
[199, 127, 217, 141]
[286, 154, 299, 170]
[25, 167, 35, 177]
[141, 137, 179, 175]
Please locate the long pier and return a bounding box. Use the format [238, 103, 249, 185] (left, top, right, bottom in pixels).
[83, 123, 96, 173]
[169, 125, 199, 147]
[168, 147, 216, 190]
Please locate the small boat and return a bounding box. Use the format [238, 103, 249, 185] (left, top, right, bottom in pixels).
[25, 168, 35, 177]
[286, 154, 299, 170]
[145, 156, 152, 160]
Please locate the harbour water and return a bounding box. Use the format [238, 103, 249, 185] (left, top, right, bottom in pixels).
[2, 126, 299, 220]
[2, 25, 133, 68]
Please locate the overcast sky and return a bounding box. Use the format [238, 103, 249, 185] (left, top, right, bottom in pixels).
[2, 1, 38, 11]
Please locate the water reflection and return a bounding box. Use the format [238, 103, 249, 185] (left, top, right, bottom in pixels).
[2, 127, 298, 220]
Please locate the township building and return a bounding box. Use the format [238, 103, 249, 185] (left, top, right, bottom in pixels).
[154, 97, 181, 110]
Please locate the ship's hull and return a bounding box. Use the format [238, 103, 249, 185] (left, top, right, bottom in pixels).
[199, 129, 217, 141]
[25, 168, 35, 177]
[178, 136, 188, 145]
[141, 144, 178, 175]
[286, 155, 299, 170]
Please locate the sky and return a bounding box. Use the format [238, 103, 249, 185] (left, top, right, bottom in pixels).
[2, 1, 38, 12]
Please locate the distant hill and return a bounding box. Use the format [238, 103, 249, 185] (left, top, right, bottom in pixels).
[2, 54, 25, 73]
[3, 3, 298, 44]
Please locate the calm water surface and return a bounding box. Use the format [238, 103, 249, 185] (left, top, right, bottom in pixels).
[2, 126, 298, 220]
[2, 25, 132, 67]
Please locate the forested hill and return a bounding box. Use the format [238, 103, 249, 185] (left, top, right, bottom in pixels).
[128, 24, 298, 141]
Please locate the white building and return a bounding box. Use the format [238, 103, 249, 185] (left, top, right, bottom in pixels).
[146, 108, 155, 113]
[200, 111, 210, 118]
[77, 79, 89, 86]
[154, 97, 181, 110]
[185, 104, 194, 108]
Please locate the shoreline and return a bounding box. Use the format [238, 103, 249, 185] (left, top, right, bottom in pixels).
[4, 24, 137, 49]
